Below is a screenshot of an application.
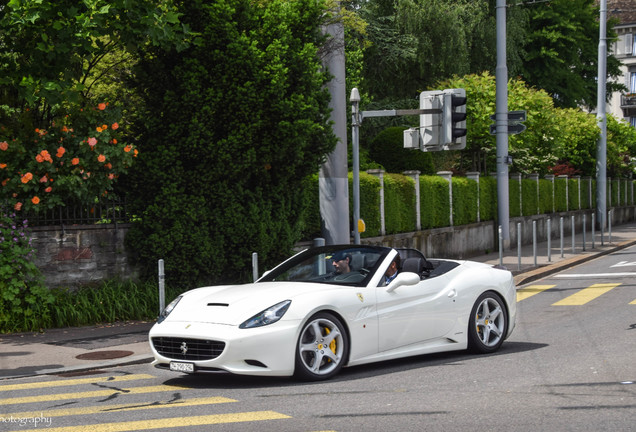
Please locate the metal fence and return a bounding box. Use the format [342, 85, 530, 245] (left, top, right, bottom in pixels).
[21, 197, 133, 227]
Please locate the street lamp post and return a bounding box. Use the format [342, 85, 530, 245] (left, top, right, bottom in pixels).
[350, 88, 361, 245]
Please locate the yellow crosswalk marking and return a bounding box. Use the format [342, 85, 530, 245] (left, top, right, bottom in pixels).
[24, 411, 291, 432]
[517, 285, 555, 302]
[552, 283, 621, 306]
[3, 396, 237, 418]
[0, 374, 154, 392]
[0, 385, 189, 406]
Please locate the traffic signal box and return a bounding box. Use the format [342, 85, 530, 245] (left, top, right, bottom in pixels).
[413, 88, 467, 151]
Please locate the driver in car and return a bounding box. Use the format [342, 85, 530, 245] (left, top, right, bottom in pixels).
[331, 251, 352, 274]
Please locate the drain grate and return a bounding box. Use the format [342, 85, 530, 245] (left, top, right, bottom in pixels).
[75, 350, 134, 360]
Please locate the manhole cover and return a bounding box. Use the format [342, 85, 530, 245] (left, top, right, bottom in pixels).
[75, 350, 134, 360]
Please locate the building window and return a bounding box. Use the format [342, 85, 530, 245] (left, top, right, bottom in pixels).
[631, 72, 636, 93]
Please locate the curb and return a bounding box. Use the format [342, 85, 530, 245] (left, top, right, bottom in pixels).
[513, 237, 636, 286]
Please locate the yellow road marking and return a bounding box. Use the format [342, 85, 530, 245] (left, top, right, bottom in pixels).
[552, 283, 621, 306]
[3, 396, 237, 418]
[0, 374, 155, 392]
[516, 285, 555, 302]
[630, 298, 636, 305]
[24, 411, 290, 432]
[0, 385, 189, 406]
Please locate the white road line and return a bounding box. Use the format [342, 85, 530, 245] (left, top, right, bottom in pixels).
[554, 272, 636, 278]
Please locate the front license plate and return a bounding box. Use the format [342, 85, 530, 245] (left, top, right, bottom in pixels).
[170, 361, 194, 373]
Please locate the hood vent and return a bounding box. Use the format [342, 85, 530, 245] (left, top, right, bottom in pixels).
[207, 303, 229, 307]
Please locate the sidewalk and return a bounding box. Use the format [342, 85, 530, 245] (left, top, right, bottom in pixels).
[2, 222, 636, 380]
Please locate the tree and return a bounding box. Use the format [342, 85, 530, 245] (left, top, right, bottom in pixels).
[124, 0, 336, 287]
[0, 0, 190, 210]
[519, 0, 624, 109]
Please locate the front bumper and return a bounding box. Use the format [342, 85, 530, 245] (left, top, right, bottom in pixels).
[148, 319, 300, 376]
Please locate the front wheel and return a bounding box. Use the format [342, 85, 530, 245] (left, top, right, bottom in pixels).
[467, 292, 508, 354]
[295, 312, 349, 381]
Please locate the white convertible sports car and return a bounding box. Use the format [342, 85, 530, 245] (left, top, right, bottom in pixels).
[149, 245, 517, 381]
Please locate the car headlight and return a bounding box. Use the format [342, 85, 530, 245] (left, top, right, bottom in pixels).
[157, 295, 182, 323]
[239, 300, 291, 329]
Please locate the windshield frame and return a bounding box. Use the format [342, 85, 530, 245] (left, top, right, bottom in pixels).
[257, 245, 392, 287]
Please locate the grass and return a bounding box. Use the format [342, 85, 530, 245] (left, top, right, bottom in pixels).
[1, 280, 182, 334]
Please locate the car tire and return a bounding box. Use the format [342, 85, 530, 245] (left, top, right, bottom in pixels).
[294, 312, 349, 381]
[467, 291, 508, 354]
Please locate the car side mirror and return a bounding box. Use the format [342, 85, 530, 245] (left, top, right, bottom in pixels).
[386, 272, 421, 292]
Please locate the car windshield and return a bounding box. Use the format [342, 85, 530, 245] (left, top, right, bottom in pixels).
[258, 245, 391, 287]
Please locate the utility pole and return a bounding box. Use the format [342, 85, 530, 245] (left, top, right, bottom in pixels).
[495, 0, 510, 245]
[596, 0, 607, 232]
[319, 6, 349, 245]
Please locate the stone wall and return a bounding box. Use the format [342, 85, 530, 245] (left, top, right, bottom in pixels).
[30, 224, 137, 288]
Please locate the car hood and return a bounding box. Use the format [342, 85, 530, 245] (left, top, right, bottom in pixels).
[164, 281, 329, 326]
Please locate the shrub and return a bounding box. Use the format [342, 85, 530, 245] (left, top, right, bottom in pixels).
[368, 127, 435, 174]
[0, 210, 53, 333]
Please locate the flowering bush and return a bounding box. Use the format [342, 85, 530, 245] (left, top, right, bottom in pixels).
[0, 210, 54, 332]
[0, 103, 137, 212]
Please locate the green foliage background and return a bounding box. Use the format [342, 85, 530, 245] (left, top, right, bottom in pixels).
[124, 0, 336, 288]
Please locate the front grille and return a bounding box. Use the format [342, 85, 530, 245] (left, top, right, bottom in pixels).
[152, 337, 225, 361]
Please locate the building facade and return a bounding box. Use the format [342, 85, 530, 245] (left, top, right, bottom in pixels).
[608, 1, 636, 126]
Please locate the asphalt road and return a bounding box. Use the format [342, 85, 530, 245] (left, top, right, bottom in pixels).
[1, 247, 635, 432]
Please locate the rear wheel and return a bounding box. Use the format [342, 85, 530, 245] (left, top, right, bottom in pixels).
[467, 292, 508, 353]
[294, 312, 348, 381]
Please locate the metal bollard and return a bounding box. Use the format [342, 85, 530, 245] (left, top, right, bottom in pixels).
[533, 220, 537, 267]
[560, 217, 564, 258]
[571, 215, 575, 254]
[158, 259, 165, 314]
[252, 252, 259, 282]
[582, 214, 586, 251]
[592, 213, 596, 249]
[547, 218, 552, 262]
[517, 223, 522, 271]
[609, 209, 612, 244]
[499, 226, 503, 267]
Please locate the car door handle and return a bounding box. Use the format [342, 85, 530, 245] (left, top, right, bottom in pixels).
[447, 289, 457, 298]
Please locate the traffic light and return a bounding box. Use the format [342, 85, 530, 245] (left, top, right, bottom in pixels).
[418, 90, 444, 151]
[442, 88, 467, 150]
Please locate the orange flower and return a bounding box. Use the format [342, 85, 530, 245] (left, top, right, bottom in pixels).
[45, 186, 52, 193]
[133, 149, 139, 157]
[40, 175, 48, 183]
[112, 138, 118, 144]
[1, 178, 8, 186]
[0, 141, 8, 151]
[21, 172, 33, 184]
[0, 163, 6, 169]
[36, 154, 44, 163]
[98, 154, 106, 163]
[31, 196, 40, 205]
[14, 202, 22, 211]
[62, 125, 69, 133]
[108, 173, 115, 180]
[104, 163, 112, 169]
[111, 122, 119, 130]
[96, 126, 103, 132]
[71, 157, 80, 165]
[98, 103, 106, 110]
[124, 145, 132, 152]
[56, 146, 65, 158]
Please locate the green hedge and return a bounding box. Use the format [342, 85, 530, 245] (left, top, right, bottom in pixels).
[452, 177, 478, 225]
[521, 179, 539, 216]
[509, 178, 521, 217]
[479, 176, 497, 222]
[555, 177, 568, 212]
[420, 175, 450, 228]
[299, 172, 633, 242]
[538, 179, 554, 214]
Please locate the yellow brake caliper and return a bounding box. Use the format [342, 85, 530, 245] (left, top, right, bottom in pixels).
[324, 327, 337, 362]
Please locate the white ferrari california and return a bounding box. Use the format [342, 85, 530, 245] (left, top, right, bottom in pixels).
[149, 245, 517, 381]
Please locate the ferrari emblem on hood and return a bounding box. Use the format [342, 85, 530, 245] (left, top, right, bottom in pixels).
[357, 293, 364, 302]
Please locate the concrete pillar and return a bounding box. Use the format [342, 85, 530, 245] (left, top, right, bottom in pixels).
[404, 170, 421, 231]
[367, 169, 385, 235]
